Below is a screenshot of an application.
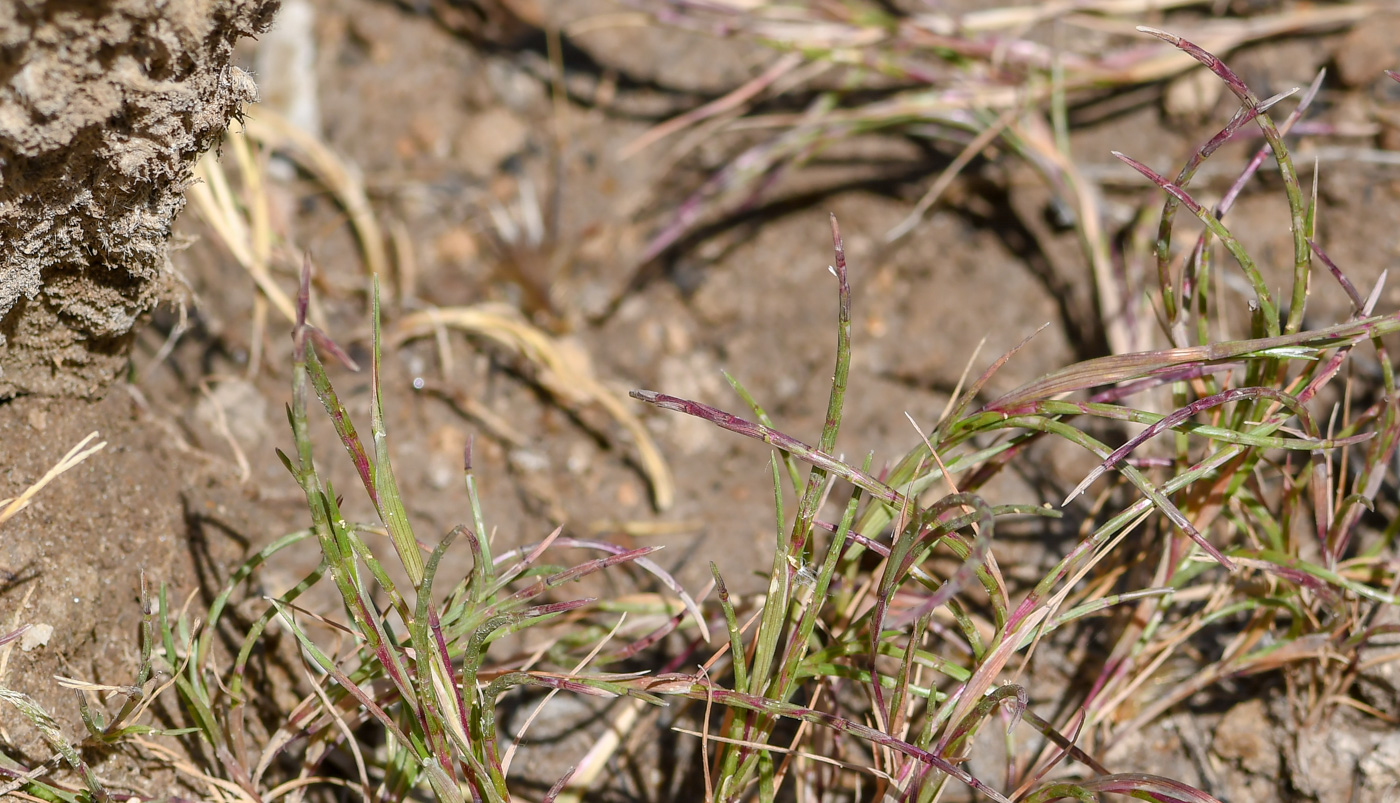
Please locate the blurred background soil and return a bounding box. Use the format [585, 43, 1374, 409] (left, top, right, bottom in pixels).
[4, 0, 1400, 800]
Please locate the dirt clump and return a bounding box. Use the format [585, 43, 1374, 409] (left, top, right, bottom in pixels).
[0, 0, 278, 398]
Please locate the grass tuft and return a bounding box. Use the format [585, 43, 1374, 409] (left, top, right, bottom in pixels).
[622, 31, 1400, 803]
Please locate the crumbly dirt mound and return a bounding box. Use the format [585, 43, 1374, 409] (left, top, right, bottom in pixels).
[0, 0, 278, 398]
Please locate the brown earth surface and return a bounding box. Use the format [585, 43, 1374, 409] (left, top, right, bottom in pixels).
[4, 1, 1400, 801]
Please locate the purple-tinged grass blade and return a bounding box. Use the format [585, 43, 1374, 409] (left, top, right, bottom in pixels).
[1208, 69, 1325, 259]
[1363, 271, 1388, 317]
[428, 605, 473, 761]
[631, 390, 905, 509]
[1114, 150, 1276, 330]
[876, 494, 996, 640]
[367, 278, 425, 588]
[305, 350, 377, 510]
[1064, 386, 1357, 504]
[1309, 238, 1365, 313]
[941, 684, 1027, 760]
[1152, 91, 1265, 325]
[988, 310, 1400, 414]
[534, 548, 660, 595]
[1138, 26, 1310, 335]
[597, 603, 693, 665]
[636, 677, 1014, 803]
[1018, 707, 1111, 778]
[292, 256, 359, 370]
[963, 413, 1234, 568]
[494, 547, 659, 610]
[306, 327, 359, 372]
[489, 536, 707, 640]
[1072, 772, 1224, 803]
[1020, 397, 1362, 454]
[943, 324, 1049, 435]
[0, 625, 28, 649]
[267, 598, 414, 750]
[935, 602, 1051, 758]
[1086, 363, 1241, 404]
[542, 766, 577, 803]
[1236, 551, 1398, 605]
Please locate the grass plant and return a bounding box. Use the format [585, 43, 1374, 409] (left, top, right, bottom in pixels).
[162, 263, 708, 801]
[1, 260, 702, 801]
[614, 31, 1400, 803]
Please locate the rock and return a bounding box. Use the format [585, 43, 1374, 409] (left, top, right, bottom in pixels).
[1333, 14, 1400, 89]
[192, 378, 270, 460]
[655, 351, 723, 457]
[1285, 712, 1384, 803]
[18, 623, 52, 652]
[455, 106, 531, 178]
[1357, 733, 1400, 803]
[1210, 700, 1281, 803]
[1164, 66, 1225, 121]
[1213, 699, 1276, 776]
